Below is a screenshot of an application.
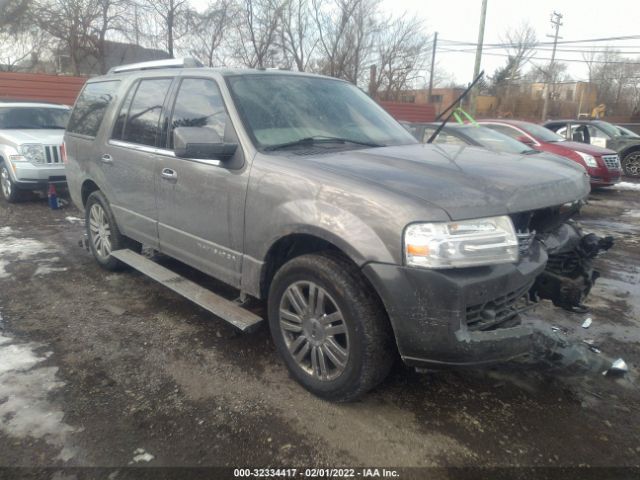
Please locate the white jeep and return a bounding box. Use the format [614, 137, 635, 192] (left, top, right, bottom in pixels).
[0, 102, 70, 202]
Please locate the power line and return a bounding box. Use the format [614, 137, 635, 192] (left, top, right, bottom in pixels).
[439, 34, 640, 48]
[437, 48, 640, 64]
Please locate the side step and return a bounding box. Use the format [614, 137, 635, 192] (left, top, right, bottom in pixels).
[110, 249, 263, 332]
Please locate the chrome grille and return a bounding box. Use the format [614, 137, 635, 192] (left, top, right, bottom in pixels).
[44, 145, 63, 164]
[602, 154, 620, 170]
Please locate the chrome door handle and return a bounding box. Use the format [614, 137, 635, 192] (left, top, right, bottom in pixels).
[161, 168, 177, 181]
[101, 154, 113, 164]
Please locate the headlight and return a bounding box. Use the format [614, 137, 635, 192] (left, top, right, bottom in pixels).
[404, 215, 519, 268]
[576, 151, 598, 168]
[19, 144, 45, 163]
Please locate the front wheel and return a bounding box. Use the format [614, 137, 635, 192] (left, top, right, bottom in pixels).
[268, 253, 394, 402]
[85, 190, 131, 271]
[0, 162, 20, 203]
[622, 151, 640, 177]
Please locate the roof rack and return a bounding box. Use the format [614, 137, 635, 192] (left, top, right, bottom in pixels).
[108, 58, 204, 74]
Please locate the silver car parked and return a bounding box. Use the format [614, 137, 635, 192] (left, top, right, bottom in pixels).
[0, 102, 70, 202]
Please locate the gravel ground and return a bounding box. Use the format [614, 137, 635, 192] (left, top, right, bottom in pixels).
[0, 184, 639, 478]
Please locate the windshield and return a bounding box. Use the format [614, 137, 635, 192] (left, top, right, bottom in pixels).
[0, 107, 70, 129]
[227, 75, 417, 150]
[520, 123, 565, 142]
[458, 125, 534, 154]
[615, 125, 640, 138]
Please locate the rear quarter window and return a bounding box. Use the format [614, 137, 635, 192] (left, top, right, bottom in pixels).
[67, 80, 120, 137]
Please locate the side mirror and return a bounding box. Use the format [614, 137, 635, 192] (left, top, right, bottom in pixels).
[173, 126, 237, 161]
[572, 132, 585, 143]
[517, 135, 534, 145]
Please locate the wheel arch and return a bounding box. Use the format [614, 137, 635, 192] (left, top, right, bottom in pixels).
[81, 178, 102, 207]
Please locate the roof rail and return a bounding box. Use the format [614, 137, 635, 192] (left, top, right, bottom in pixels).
[108, 58, 204, 74]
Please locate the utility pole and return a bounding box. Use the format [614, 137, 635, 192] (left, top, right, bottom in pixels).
[541, 11, 563, 121]
[428, 32, 438, 101]
[469, 0, 488, 115]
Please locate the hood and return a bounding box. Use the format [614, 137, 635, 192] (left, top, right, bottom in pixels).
[304, 143, 590, 221]
[552, 140, 617, 156]
[614, 136, 640, 147]
[0, 129, 65, 146]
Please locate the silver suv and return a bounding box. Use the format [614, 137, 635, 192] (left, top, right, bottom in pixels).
[0, 102, 70, 202]
[64, 59, 612, 401]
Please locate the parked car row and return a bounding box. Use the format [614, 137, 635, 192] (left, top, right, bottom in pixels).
[402, 117, 630, 188]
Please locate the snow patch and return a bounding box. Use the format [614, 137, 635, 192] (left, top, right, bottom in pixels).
[65, 216, 83, 224]
[0, 333, 77, 461]
[0, 227, 65, 278]
[131, 448, 155, 463]
[615, 182, 640, 191]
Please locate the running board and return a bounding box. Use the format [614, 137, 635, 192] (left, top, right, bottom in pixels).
[110, 249, 263, 332]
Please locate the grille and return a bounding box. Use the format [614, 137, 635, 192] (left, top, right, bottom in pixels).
[44, 145, 63, 164]
[465, 281, 534, 331]
[602, 154, 620, 170]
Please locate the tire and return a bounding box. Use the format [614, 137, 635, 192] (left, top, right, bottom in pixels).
[268, 252, 394, 402]
[622, 151, 640, 177]
[85, 190, 132, 271]
[0, 161, 20, 203]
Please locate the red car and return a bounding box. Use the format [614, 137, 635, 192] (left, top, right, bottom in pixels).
[478, 119, 621, 188]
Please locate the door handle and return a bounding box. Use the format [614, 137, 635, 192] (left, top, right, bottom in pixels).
[101, 154, 113, 164]
[161, 168, 177, 181]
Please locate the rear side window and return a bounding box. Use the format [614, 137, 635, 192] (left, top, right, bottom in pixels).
[119, 78, 172, 147]
[68, 81, 120, 137]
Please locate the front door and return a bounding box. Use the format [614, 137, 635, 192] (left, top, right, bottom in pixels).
[155, 77, 250, 288]
[101, 77, 174, 248]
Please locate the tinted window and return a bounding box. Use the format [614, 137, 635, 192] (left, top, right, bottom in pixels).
[112, 83, 137, 140]
[485, 124, 524, 140]
[458, 125, 533, 154]
[122, 78, 172, 147]
[68, 81, 119, 137]
[169, 78, 226, 149]
[0, 107, 69, 129]
[519, 123, 564, 142]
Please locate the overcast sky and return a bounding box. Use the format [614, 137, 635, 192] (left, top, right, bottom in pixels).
[386, 0, 640, 84]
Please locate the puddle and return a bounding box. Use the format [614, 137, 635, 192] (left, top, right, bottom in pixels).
[0, 310, 78, 462]
[0, 226, 67, 278]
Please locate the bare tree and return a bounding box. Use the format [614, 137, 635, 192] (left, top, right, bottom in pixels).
[312, 0, 378, 84]
[185, 1, 232, 66]
[0, 26, 49, 71]
[371, 14, 429, 100]
[138, 0, 190, 57]
[502, 22, 537, 81]
[279, 0, 317, 71]
[234, 0, 285, 68]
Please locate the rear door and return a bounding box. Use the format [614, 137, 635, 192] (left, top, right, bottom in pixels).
[155, 76, 249, 288]
[101, 77, 174, 248]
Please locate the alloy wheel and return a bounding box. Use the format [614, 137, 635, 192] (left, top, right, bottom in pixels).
[278, 281, 350, 381]
[625, 153, 640, 177]
[1, 166, 11, 199]
[89, 203, 112, 258]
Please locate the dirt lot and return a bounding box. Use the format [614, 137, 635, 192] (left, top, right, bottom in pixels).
[0, 184, 639, 477]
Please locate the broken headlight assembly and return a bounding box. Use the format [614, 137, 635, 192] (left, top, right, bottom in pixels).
[18, 144, 45, 163]
[404, 215, 519, 269]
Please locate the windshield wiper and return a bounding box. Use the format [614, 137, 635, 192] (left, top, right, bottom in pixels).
[264, 136, 383, 151]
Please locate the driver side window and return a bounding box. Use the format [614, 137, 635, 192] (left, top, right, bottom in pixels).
[168, 78, 227, 150]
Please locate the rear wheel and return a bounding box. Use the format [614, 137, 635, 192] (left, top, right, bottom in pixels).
[85, 191, 132, 271]
[268, 252, 394, 402]
[622, 151, 640, 177]
[0, 162, 20, 203]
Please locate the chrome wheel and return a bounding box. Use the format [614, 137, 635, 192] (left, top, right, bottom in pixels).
[88, 203, 112, 258]
[279, 281, 350, 381]
[1, 166, 12, 199]
[624, 152, 640, 177]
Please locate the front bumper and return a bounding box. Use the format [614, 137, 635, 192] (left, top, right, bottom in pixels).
[10, 162, 66, 189]
[362, 240, 549, 366]
[587, 165, 621, 187]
